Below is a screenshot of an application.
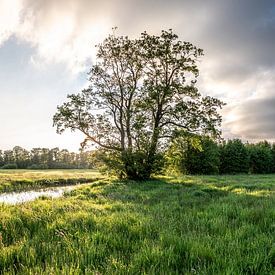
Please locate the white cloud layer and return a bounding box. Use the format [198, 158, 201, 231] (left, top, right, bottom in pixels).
[0, 0, 22, 44]
[0, 0, 275, 146]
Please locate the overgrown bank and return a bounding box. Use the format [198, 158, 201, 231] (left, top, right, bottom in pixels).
[0, 170, 101, 193]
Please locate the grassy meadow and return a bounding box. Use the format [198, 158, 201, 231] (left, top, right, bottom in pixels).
[0, 171, 275, 274]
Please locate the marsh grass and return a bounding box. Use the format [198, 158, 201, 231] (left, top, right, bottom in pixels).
[0, 173, 275, 274]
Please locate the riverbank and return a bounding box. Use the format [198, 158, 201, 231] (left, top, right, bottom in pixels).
[0, 169, 102, 193]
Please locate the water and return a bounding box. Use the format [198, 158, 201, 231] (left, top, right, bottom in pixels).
[0, 185, 77, 205]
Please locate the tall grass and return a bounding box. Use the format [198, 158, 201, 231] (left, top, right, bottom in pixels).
[0, 174, 275, 274]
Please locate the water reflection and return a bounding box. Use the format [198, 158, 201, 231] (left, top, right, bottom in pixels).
[0, 185, 76, 205]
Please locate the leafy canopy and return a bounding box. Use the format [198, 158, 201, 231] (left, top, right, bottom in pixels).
[53, 29, 224, 179]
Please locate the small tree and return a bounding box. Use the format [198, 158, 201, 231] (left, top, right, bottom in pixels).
[54, 30, 224, 179]
[271, 143, 275, 173]
[219, 139, 249, 174]
[165, 134, 220, 175]
[184, 136, 220, 174]
[247, 141, 272, 174]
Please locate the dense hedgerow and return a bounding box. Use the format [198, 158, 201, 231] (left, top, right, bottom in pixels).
[166, 136, 275, 175]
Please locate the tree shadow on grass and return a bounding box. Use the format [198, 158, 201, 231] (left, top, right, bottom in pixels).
[93, 178, 230, 207]
[194, 174, 275, 192]
[88, 176, 275, 211]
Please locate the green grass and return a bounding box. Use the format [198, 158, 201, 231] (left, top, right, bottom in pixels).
[0, 169, 102, 193]
[0, 173, 275, 274]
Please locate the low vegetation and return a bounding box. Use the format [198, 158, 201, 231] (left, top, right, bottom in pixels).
[1, 172, 275, 274]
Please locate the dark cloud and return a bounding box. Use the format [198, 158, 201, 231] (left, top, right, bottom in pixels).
[111, 0, 275, 89]
[185, 1, 275, 83]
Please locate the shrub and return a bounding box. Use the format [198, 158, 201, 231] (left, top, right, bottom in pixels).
[184, 136, 220, 175]
[28, 164, 48, 170]
[247, 142, 273, 174]
[1, 163, 18, 169]
[219, 139, 249, 174]
[165, 134, 220, 175]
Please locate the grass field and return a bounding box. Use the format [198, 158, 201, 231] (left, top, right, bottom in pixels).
[0, 169, 102, 193]
[0, 171, 275, 274]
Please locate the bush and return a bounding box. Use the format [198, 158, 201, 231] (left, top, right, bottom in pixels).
[97, 150, 164, 180]
[1, 163, 18, 169]
[28, 164, 48, 170]
[247, 142, 273, 174]
[165, 134, 220, 175]
[184, 136, 220, 175]
[219, 139, 249, 174]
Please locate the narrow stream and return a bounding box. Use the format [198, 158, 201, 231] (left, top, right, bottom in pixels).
[0, 185, 77, 205]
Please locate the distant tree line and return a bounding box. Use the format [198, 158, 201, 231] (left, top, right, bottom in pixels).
[0, 146, 98, 169]
[2, 138, 275, 174]
[165, 136, 275, 175]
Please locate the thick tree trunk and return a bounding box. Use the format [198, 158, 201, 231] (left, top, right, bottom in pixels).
[145, 105, 163, 178]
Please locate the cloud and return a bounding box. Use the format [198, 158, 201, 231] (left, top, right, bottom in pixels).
[0, 0, 23, 44]
[0, 0, 275, 142]
[1, 0, 274, 75]
[225, 98, 275, 141]
[0, 0, 114, 73]
[223, 69, 275, 141]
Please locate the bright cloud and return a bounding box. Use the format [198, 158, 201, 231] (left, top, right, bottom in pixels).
[1, 0, 113, 73]
[0, 0, 23, 44]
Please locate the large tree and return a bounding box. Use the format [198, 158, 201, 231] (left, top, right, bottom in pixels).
[53, 30, 224, 179]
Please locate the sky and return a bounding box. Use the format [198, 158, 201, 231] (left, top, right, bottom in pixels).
[0, 0, 275, 151]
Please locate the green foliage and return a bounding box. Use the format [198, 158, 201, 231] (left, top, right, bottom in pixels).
[0, 174, 275, 273]
[247, 142, 273, 174]
[12, 146, 30, 168]
[96, 149, 165, 180]
[271, 144, 275, 173]
[184, 136, 220, 174]
[53, 29, 224, 179]
[122, 151, 151, 180]
[28, 164, 49, 170]
[120, 151, 165, 179]
[96, 150, 125, 177]
[219, 139, 249, 174]
[165, 134, 220, 175]
[164, 138, 186, 175]
[165, 137, 275, 175]
[1, 163, 18, 169]
[0, 150, 3, 167]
